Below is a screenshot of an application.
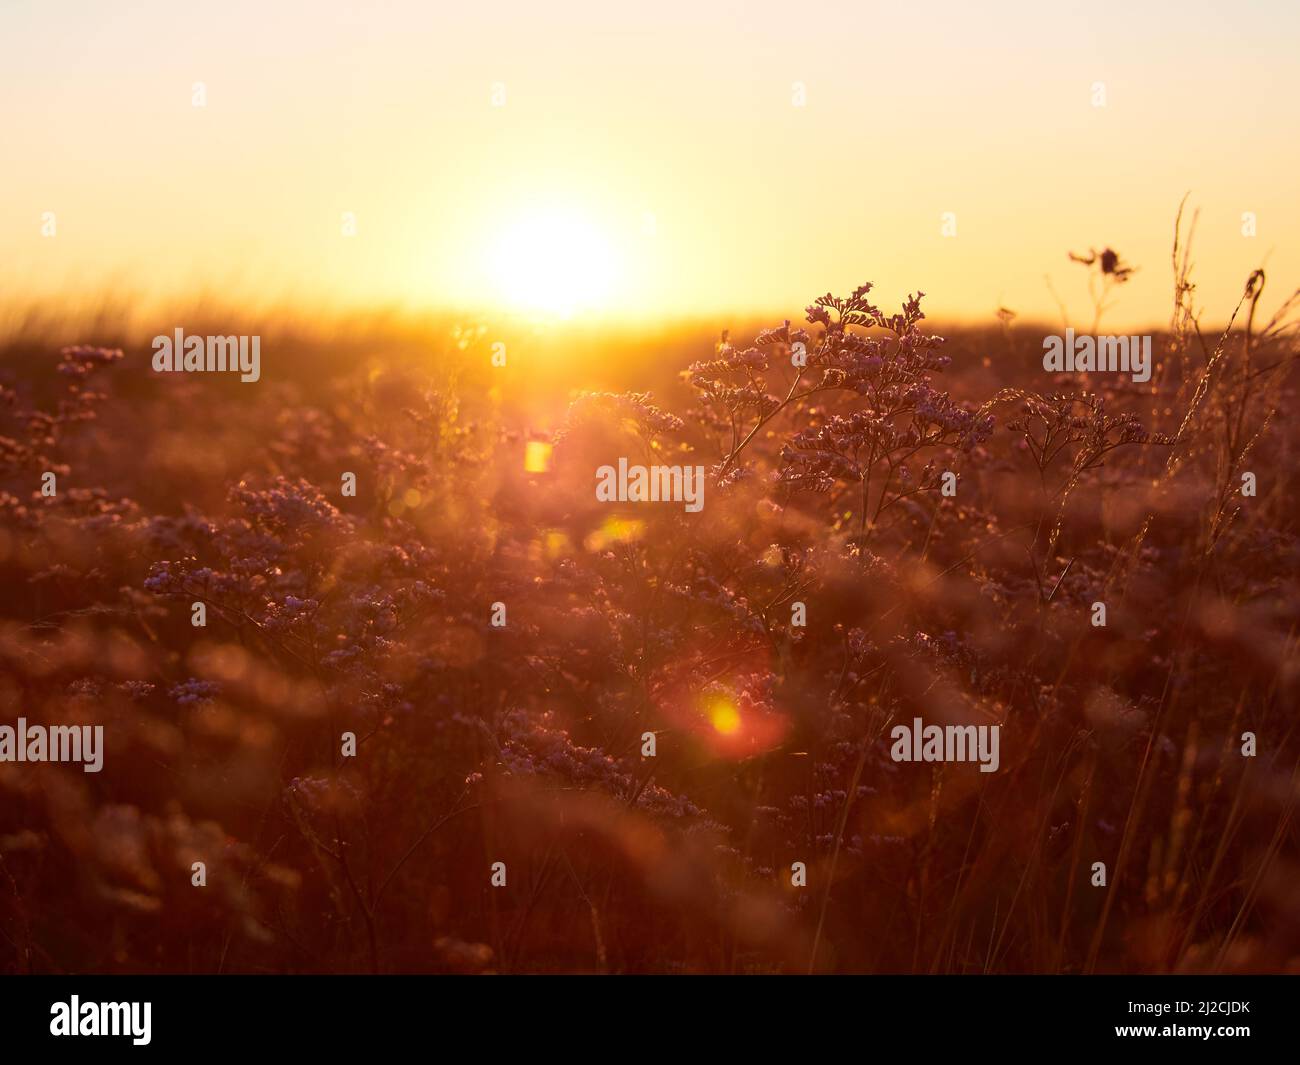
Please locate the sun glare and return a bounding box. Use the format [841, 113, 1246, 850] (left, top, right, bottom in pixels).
[487, 209, 619, 317]
[709, 701, 742, 736]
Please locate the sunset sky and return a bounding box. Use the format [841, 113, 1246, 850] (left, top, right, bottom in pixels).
[3, 0, 1298, 327]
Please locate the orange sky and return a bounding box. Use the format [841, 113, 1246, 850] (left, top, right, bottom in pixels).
[3, 0, 1298, 328]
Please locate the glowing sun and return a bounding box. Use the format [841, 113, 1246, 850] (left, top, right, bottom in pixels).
[487, 209, 619, 316]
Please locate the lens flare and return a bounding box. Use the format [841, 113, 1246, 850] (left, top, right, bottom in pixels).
[709, 701, 742, 735]
[524, 441, 553, 473]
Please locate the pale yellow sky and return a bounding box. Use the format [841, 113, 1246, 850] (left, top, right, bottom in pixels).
[3, 0, 1297, 328]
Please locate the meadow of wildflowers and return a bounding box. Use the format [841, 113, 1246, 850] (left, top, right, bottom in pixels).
[0, 234, 1296, 975]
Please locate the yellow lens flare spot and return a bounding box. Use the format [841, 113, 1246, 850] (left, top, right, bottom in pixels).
[524, 441, 553, 473]
[584, 516, 644, 552]
[527, 529, 572, 564]
[709, 701, 742, 736]
[403, 488, 422, 508]
[544, 530, 570, 557]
